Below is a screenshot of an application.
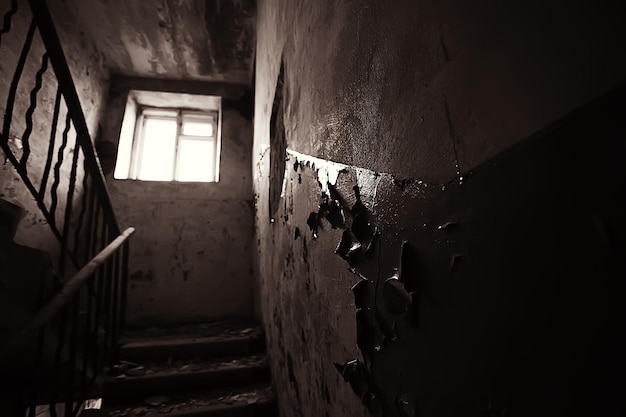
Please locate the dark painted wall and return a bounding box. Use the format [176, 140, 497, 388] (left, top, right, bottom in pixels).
[253, 0, 626, 416]
[101, 79, 255, 326]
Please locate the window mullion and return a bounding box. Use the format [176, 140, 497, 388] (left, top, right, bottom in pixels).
[173, 110, 182, 181]
[214, 105, 221, 182]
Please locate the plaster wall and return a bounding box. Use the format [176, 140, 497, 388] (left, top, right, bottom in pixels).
[253, 0, 626, 416]
[57, 0, 256, 84]
[254, 0, 626, 184]
[102, 82, 255, 326]
[0, 0, 109, 265]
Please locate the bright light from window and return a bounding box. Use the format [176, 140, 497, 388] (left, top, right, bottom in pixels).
[138, 117, 177, 181]
[113, 105, 220, 183]
[178, 139, 215, 182]
[182, 119, 213, 137]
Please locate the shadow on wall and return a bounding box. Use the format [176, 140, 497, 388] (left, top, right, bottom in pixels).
[269, 57, 286, 220]
[0, 198, 64, 415]
[280, 85, 626, 417]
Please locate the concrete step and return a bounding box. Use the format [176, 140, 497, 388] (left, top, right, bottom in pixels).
[118, 321, 265, 362]
[99, 384, 276, 417]
[104, 355, 270, 405]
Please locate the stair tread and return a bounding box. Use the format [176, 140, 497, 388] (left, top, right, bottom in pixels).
[102, 383, 275, 416]
[120, 321, 262, 345]
[109, 354, 268, 379]
[120, 333, 259, 350]
[101, 321, 275, 415]
[118, 321, 266, 362]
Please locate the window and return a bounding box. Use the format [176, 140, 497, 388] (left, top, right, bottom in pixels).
[114, 106, 221, 182]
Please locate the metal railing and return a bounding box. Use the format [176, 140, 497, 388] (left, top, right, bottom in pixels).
[0, 0, 133, 415]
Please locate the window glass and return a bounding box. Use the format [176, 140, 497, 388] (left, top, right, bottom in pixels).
[113, 102, 221, 183]
[182, 120, 213, 137]
[113, 112, 135, 179]
[137, 117, 177, 181]
[177, 139, 215, 182]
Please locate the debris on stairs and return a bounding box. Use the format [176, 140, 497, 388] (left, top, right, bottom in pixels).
[91, 320, 276, 417]
[106, 384, 275, 417]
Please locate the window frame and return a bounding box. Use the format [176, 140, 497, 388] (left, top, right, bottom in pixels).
[129, 107, 220, 183]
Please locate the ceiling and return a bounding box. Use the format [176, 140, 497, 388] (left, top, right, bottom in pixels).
[57, 0, 256, 85]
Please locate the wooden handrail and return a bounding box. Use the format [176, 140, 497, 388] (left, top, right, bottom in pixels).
[1, 227, 135, 355]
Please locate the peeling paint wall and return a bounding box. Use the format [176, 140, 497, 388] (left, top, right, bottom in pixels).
[102, 81, 255, 326]
[0, 0, 109, 263]
[57, 0, 256, 84]
[253, 0, 626, 416]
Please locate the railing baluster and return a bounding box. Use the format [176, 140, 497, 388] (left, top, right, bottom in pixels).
[92, 266, 104, 383]
[49, 399, 58, 417]
[27, 387, 37, 417]
[59, 132, 81, 275]
[40, 86, 62, 197]
[101, 223, 112, 368]
[28, 0, 121, 236]
[72, 161, 90, 262]
[27, 271, 54, 417]
[0, 0, 18, 48]
[110, 251, 121, 362]
[50, 306, 68, 417]
[50, 111, 71, 228]
[120, 241, 130, 329]
[83, 185, 97, 264]
[91, 203, 102, 263]
[64, 298, 79, 417]
[2, 2, 134, 414]
[20, 52, 49, 172]
[2, 18, 36, 148]
[80, 279, 94, 400]
[26, 327, 46, 417]
[91, 204, 104, 377]
[27, 401, 36, 416]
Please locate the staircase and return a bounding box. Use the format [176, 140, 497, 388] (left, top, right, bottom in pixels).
[85, 321, 277, 417]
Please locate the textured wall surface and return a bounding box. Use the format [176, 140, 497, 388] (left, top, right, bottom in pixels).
[102, 89, 255, 326]
[0, 0, 109, 264]
[255, 0, 626, 183]
[55, 0, 256, 84]
[253, 0, 626, 416]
